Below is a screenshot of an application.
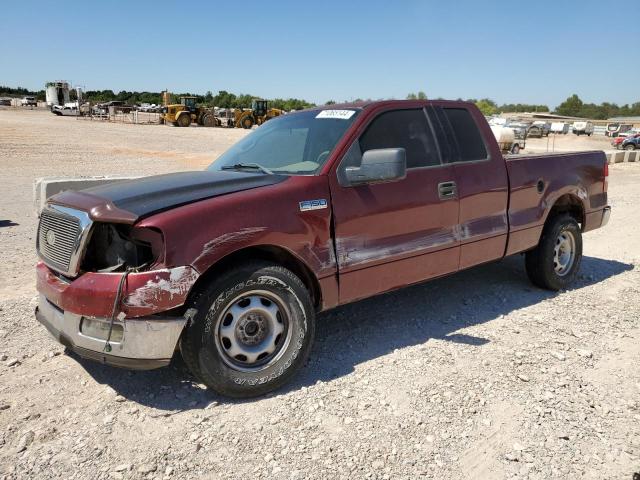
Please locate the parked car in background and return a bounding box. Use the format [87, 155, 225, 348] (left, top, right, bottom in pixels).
[550, 122, 570, 134]
[215, 107, 236, 127]
[21, 96, 37, 107]
[52, 104, 79, 116]
[505, 122, 528, 139]
[528, 121, 551, 138]
[136, 103, 162, 113]
[620, 135, 640, 150]
[94, 101, 134, 115]
[617, 128, 640, 138]
[0, 98, 11, 106]
[572, 121, 594, 136]
[612, 132, 640, 148]
[606, 123, 633, 137]
[488, 116, 507, 127]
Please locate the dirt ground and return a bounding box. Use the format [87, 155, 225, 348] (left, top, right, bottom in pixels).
[0, 109, 638, 480]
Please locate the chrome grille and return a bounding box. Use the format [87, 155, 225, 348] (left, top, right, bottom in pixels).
[37, 206, 92, 276]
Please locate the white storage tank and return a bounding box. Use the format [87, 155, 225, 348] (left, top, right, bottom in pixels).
[45, 81, 70, 107]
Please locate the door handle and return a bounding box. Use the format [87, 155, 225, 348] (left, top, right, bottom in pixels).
[438, 181, 457, 200]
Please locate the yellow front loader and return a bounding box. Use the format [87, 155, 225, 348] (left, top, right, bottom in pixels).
[161, 96, 219, 127]
[233, 99, 283, 129]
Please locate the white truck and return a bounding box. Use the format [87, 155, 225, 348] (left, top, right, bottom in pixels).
[572, 121, 594, 136]
[21, 96, 38, 108]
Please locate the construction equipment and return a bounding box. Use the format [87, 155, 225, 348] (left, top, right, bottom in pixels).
[161, 96, 219, 127]
[233, 99, 283, 129]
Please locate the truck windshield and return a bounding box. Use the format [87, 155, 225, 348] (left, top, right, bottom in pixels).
[209, 109, 360, 174]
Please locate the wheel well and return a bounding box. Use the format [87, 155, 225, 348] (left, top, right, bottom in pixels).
[187, 245, 322, 310]
[547, 194, 584, 228]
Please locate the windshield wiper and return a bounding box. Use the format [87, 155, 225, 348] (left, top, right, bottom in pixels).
[221, 163, 273, 175]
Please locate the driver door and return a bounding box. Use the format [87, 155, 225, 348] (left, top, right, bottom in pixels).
[329, 107, 460, 304]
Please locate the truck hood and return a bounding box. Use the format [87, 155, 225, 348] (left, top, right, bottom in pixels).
[48, 170, 286, 224]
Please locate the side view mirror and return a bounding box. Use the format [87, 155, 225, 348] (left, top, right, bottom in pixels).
[345, 148, 407, 186]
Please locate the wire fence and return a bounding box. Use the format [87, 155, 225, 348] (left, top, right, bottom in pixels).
[76, 107, 162, 125]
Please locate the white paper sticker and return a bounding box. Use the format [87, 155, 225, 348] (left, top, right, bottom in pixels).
[316, 109, 356, 120]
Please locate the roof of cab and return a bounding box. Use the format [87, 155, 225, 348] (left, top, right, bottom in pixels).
[305, 99, 474, 112]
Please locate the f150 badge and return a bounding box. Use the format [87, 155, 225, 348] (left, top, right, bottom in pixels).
[299, 199, 328, 211]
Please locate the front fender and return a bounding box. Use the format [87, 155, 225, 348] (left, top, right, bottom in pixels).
[137, 174, 337, 287]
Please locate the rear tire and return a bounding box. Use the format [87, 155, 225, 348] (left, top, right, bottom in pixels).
[180, 262, 315, 398]
[511, 144, 520, 154]
[202, 113, 217, 127]
[525, 214, 582, 291]
[624, 144, 636, 151]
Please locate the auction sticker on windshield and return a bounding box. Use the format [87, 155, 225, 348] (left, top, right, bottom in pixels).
[316, 110, 356, 120]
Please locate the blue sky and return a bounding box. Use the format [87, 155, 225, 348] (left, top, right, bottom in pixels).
[2, 0, 638, 108]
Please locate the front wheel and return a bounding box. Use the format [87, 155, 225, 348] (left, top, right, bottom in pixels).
[525, 214, 582, 290]
[624, 144, 636, 151]
[180, 262, 315, 398]
[241, 115, 255, 129]
[177, 113, 191, 127]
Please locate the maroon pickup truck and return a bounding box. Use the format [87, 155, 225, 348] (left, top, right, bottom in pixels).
[35, 100, 610, 397]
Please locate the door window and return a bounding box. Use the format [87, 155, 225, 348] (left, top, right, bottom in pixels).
[359, 109, 440, 169]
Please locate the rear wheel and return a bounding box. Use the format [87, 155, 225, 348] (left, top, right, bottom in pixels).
[202, 113, 217, 127]
[525, 214, 582, 290]
[511, 144, 520, 154]
[624, 144, 636, 151]
[180, 262, 315, 398]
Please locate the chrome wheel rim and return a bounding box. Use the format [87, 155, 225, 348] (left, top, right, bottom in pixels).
[214, 290, 291, 372]
[554, 230, 576, 276]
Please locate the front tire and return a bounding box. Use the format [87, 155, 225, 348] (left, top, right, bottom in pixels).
[241, 115, 255, 129]
[525, 214, 582, 290]
[181, 262, 315, 398]
[177, 113, 191, 127]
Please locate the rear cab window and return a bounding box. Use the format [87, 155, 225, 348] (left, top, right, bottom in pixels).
[427, 106, 489, 163]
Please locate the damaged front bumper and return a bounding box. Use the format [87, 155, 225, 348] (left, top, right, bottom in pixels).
[35, 294, 187, 369]
[35, 261, 200, 369]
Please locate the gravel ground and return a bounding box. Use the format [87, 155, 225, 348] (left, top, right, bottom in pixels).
[0, 109, 638, 480]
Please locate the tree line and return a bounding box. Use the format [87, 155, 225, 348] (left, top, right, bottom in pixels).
[1, 85, 639, 119]
[554, 94, 640, 120]
[0, 85, 315, 111]
[463, 95, 640, 119]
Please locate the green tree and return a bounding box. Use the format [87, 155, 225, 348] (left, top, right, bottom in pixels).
[475, 98, 498, 116]
[555, 94, 583, 117]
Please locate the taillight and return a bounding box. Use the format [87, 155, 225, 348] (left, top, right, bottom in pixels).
[603, 161, 608, 193]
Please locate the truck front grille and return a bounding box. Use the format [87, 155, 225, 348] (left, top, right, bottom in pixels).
[37, 206, 92, 277]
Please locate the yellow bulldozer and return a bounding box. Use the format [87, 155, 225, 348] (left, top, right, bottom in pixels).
[233, 99, 283, 129]
[161, 95, 219, 127]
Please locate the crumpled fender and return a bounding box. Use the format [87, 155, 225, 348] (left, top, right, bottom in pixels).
[36, 262, 199, 318]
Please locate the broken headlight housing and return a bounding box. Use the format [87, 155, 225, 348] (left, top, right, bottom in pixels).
[81, 224, 163, 273]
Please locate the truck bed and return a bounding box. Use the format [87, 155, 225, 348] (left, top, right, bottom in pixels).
[504, 150, 608, 255]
